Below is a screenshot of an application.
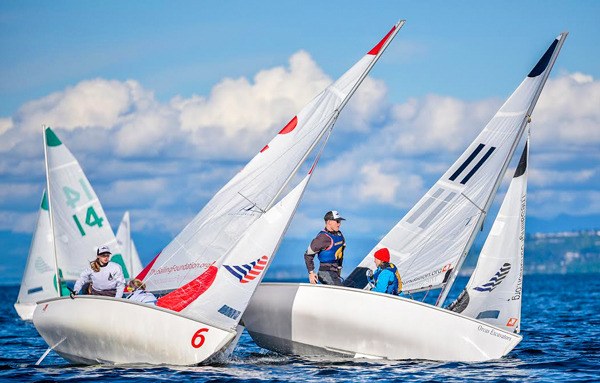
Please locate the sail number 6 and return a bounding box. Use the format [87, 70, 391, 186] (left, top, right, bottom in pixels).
[191, 328, 209, 348]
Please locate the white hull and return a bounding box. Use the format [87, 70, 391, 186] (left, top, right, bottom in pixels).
[242, 283, 522, 362]
[14, 302, 36, 321]
[33, 296, 237, 365]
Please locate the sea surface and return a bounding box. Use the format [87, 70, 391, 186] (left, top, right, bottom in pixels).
[1, 274, 598, 382]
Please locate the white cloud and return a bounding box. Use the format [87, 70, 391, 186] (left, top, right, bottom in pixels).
[529, 190, 600, 218]
[0, 118, 13, 135]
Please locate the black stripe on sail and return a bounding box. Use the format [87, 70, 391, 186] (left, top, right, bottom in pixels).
[476, 310, 500, 320]
[449, 143, 485, 181]
[513, 141, 528, 178]
[461, 146, 496, 184]
[528, 38, 559, 78]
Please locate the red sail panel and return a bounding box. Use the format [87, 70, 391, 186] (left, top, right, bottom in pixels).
[156, 265, 219, 312]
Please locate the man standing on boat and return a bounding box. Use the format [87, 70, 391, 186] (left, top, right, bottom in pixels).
[72, 245, 126, 298]
[304, 210, 346, 285]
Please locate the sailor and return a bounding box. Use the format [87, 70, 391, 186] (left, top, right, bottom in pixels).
[126, 279, 157, 305]
[304, 210, 346, 286]
[369, 247, 402, 295]
[72, 245, 126, 298]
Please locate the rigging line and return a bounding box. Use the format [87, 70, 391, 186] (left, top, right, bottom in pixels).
[460, 192, 485, 214]
[237, 192, 266, 213]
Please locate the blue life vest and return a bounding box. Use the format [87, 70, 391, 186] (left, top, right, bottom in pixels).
[317, 230, 345, 264]
[373, 262, 400, 295]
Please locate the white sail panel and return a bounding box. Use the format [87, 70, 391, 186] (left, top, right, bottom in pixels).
[15, 191, 60, 310]
[448, 139, 528, 333]
[144, 21, 404, 292]
[115, 211, 143, 279]
[346, 33, 566, 294]
[157, 175, 311, 330]
[45, 127, 120, 281]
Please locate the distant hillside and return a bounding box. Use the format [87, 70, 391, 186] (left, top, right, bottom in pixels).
[462, 230, 600, 275]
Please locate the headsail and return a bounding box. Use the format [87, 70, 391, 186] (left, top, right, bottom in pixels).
[143, 21, 405, 293]
[115, 211, 143, 279]
[345, 33, 567, 307]
[14, 191, 67, 315]
[43, 127, 120, 283]
[447, 137, 528, 333]
[157, 174, 312, 330]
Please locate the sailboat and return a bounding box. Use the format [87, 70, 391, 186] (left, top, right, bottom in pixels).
[242, 33, 567, 362]
[32, 21, 404, 366]
[14, 127, 125, 320]
[114, 211, 143, 280]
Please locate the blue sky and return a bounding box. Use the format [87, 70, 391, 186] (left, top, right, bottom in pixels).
[1, 1, 599, 282]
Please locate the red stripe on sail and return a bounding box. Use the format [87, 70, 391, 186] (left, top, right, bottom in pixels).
[368, 26, 396, 56]
[133, 252, 160, 281]
[260, 144, 269, 153]
[278, 116, 298, 134]
[156, 265, 218, 312]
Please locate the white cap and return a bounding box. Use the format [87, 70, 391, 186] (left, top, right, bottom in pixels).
[97, 245, 112, 255]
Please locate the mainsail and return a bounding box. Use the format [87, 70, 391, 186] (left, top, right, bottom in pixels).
[143, 21, 405, 293]
[345, 33, 567, 307]
[447, 137, 528, 333]
[43, 127, 121, 283]
[14, 191, 67, 317]
[115, 211, 143, 279]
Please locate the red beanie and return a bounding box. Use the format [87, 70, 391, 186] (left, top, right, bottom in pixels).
[374, 248, 390, 262]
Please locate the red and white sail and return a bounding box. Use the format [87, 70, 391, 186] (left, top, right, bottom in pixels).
[143, 21, 405, 293]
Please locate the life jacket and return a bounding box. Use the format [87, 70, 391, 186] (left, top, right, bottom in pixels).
[373, 262, 402, 295]
[317, 230, 345, 264]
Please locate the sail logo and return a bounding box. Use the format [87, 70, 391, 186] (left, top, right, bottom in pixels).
[449, 143, 496, 185]
[224, 255, 269, 284]
[506, 317, 518, 327]
[474, 263, 511, 292]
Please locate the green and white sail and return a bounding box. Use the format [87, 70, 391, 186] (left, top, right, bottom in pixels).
[44, 127, 120, 282]
[14, 191, 67, 320]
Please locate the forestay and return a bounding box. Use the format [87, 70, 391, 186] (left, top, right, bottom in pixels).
[447, 138, 528, 333]
[114, 211, 143, 279]
[44, 127, 121, 282]
[143, 21, 405, 293]
[345, 33, 567, 300]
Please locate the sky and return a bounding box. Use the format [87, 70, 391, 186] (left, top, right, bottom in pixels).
[1, 1, 599, 282]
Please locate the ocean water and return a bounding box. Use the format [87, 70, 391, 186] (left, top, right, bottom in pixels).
[1, 274, 598, 382]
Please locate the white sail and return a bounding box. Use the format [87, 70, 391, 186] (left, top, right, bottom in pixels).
[345, 33, 567, 302]
[44, 127, 120, 282]
[115, 211, 143, 279]
[156, 174, 311, 330]
[14, 191, 64, 319]
[447, 138, 528, 333]
[144, 21, 405, 293]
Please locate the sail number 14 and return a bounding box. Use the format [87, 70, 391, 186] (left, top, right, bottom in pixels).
[63, 180, 105, 237]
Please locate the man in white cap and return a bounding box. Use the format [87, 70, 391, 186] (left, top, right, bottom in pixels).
[303, 210, 346, 285]
[72, 245, 126, 298]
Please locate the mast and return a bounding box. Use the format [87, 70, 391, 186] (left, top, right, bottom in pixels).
[436, 32, 568, 307]
[43, 126, 62, 297]
[266, 20, 405, 211]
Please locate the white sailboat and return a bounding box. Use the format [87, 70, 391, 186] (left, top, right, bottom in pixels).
[14, 128, 125, 320]
[447, 137, 529, 333]
[114, 211, 143, 279]
[242, 33, 567, 362]
[32, 21, 404, 366]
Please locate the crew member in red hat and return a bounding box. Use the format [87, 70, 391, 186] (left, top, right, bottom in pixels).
[369, 247, 402, 295]
[304, 210, 346, 285]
